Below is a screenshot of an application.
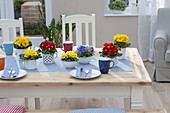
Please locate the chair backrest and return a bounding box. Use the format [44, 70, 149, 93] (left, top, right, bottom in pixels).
[0, 18, 24, 42]
[157, 8, 170, 43]
[29, 36, 44, 47]
[62, 14, 96, 47]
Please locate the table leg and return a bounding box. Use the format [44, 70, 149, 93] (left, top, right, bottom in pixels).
[35, 98, 40, 110]
[131, 86, 143, 109]
[124, 98, 130, 109]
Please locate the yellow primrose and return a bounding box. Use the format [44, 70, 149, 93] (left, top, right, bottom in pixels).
[113, 34, 131, 48]
[24, 54, 29, 58]
[114, 34, 129, 43]
[67, 51, 78, 58]
[24, 49, 38, 58]
[14, 36, 31, 48]
[62, 53, 67, 59]
[22, 41, 29, 47]
[61, 51, 78, 61]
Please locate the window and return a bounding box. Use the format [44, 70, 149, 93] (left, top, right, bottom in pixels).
[104, 0, 151, 16]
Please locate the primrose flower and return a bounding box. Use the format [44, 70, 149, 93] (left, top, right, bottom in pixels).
[76, 45, 94, 57]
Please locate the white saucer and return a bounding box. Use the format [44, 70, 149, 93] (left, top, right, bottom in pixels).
[69, 69, 101, 79]
[0, 69, 27, 80]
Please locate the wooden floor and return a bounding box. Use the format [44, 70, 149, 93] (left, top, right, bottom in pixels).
[0, 62, 169, 112]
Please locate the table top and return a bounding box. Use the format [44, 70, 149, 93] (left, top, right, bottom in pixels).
[0, 48, 152, 86]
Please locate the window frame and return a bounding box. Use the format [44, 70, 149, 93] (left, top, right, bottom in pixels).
[104, 0, 139, 17]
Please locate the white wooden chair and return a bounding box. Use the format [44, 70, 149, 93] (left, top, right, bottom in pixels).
[0, 18, 24, 42]
[62, 14, 96, 47]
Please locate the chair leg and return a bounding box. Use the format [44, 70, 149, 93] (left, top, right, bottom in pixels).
[124, 98, 130, 109]
[24, 98, 29, 109]
[152, 65, 156, 81]
[35, 98, 40, 110]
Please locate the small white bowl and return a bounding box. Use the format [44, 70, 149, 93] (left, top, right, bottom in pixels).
[62, 61, 77, 68]
[78, 56, 92, 64]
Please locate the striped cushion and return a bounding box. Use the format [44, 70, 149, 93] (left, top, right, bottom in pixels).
[0, 105, 25, 113]
[68, 108, 126, 113]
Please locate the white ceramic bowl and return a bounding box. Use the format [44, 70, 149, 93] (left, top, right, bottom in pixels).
[62, 61, 77, 68]
[24, 60, 37, 70]
[78, 57, 92, 64]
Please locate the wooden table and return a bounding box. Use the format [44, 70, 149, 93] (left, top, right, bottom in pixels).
[0, 48, 152, 109]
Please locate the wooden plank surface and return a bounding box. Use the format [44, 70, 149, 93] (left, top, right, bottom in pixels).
[0, 48, 152, 86]
[25, 109, 166, 113]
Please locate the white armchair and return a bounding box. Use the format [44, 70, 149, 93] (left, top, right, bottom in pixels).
[154, 8, 170, 81]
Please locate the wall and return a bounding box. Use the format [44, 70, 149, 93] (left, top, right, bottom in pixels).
[52, 0, 138, 48]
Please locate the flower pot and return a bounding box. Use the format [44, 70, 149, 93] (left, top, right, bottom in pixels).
[118, 48, 126, 59]
[15, 48, 27, 59]
[24, 60, 36, 70]
[62, 61, 77, 68]
[78, 56, 92, 64]
[112, 10, 122, 14]
[43, 54, 54, 64]
[110, 57, 118, 67]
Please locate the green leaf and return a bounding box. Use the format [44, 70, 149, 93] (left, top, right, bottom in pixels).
[108, 0, 127, 11]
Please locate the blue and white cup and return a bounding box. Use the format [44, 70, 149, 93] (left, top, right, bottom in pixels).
[99, 57, 115, 74]
[0, 42, 14, 55]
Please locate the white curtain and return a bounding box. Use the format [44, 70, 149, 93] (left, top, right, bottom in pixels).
[0, 0, 14, 19]
[138, 0, 170, 62]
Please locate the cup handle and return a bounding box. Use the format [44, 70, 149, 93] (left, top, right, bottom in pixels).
[0, 45, 4, 51]
[109, 60, 115, 69]
[60, 44, 64, 51]
[53, 52, 58, 59]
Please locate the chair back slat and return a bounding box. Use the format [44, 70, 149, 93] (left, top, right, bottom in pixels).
[62, 15, 66, 42]
[85, 22, 89, 45]
[19, 18, 24, 36]
[12, 28, 17, 39]
[69, 23, 73, 41]
[75, 22, 82, 45]
[2, 27, 9, 42]
[92, 14, 96, 47]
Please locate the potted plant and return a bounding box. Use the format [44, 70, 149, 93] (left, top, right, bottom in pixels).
[14, 36, 32, 58]
[113, 34, 131, 59]
[76, 45, 94, 64]
[108, 0, 127, 14]
[20, 49, 41, 70]
[38, 41, 57, 64]
[99, 43, 122, 67]
[39, 17, 75, 47]
[61, 51, 78, 68]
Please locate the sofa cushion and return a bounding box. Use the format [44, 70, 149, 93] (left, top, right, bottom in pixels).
[165, 44, 170, 62]
[0, 105, 25, 113]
